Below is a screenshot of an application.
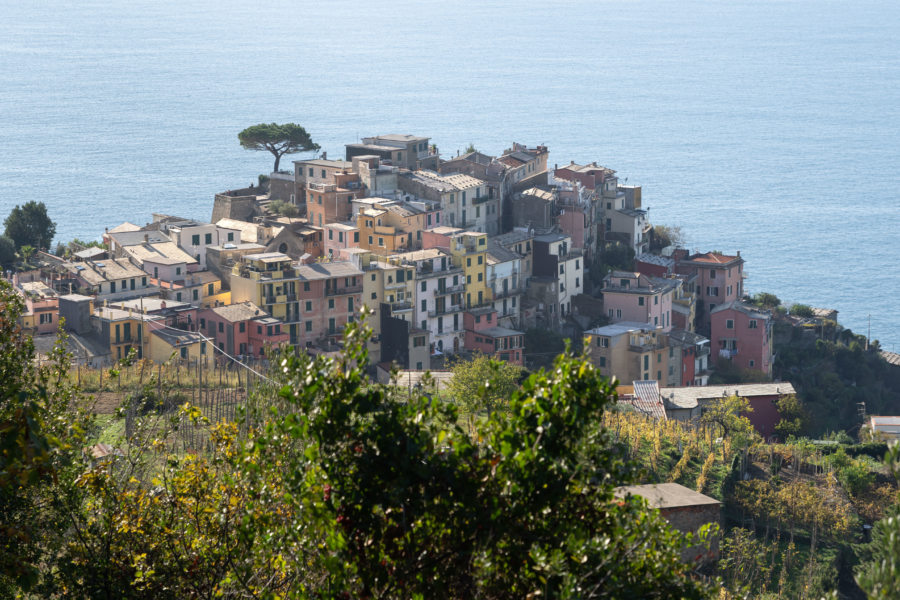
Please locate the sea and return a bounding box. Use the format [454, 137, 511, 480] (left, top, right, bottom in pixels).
[1, 0, 898, 350]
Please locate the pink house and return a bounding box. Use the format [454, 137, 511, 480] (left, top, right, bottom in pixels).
[463, 307, 525, 365]
[323, 222, 360, 259]
[675, 251, 745, 335]
[602, 271, 677, 332]
[710, 301, 773, 376]
[295, 261, 363, 348]
[199, 301, 289, 359]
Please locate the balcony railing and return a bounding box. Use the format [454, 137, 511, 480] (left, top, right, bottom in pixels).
[325, 285, 363, 296]
[390, 301, 413, 311]
[434, 283, 465, 295]
[428, 304, 464, 318]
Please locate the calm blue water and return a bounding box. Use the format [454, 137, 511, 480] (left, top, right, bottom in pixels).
[1, 0, 898, 349]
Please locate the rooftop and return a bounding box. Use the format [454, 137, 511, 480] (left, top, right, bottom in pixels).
[615, 483, 720, 509]
[392, 248, 447, 263]
[65, 258, 147, 285]
[294, 158, 353, 169]
[122, 241, 198, 266]
[683, 252, 742, 266]
[479, 326, 524, 338]
[208, 301, 269, 322]
[660, 382, 797, 410]
[107, 222, 142, 234]
[520, 187, 556, 203]
[150, 328, 205, 347]
[294, 261, 363, 281]
[630, 380, 667, 420]
[108, 230, 170, 247]
[585, 321, 658, 337]
[244, 252, 292, 263]
[710, 300, 771, 320]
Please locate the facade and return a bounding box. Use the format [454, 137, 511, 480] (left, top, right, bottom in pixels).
[532, 233, 583, 322]
[92, 306, 153, 362]
[710, 301, 774, 376]
[393, 248, 465, 355]
[676, 251, 745, 335]
[584, 322, 671, 384]
[148, 328, 206, 364]
[463, 307, 525, 366]
[230, 253, 303, 345]
[486, 242, 524, 328]
[398, 171, 499, 234]
[601, 271, 676, 332]
[660, 383, 797, 438]
[199, 301, 289, 358]
[59, 258, 158, 301]
[294, 261, 363, 348]
[347, 134, 438, 171]
[449, 231, 490, 309]
[15, 281, 59, 336]
[159, 219, 242, 269]
[667, 330, 711, 387]
[323, 222, 360, 259]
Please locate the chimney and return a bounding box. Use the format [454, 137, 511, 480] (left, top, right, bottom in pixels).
[160, 300, 166, 309]
[144, 233, 149, 244]
[321, 151, 327, 160]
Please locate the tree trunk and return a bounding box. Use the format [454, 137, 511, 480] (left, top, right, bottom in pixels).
[273, 152, 281, 173]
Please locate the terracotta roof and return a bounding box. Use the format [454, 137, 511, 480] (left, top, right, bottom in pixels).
[685, 252, 741, 265]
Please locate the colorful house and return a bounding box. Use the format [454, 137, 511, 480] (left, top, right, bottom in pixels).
[710, 301, 773, 376]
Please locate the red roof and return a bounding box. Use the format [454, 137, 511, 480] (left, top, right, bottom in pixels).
[687, 252, 740, 265]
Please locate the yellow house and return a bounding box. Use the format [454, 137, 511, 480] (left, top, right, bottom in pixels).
[449, 231, 490, 308]
[159, 271, 230, 307]
[230, 252, 302, 345]
[584, 322, 671, 384]
[92, 307, 153, 362]
[148, 327, 206, 363]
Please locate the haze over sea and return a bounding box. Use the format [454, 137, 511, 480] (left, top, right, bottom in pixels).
[1, 0, 898, 349]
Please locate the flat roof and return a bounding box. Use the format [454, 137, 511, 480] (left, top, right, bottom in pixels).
[585, 321, 657, 337]
[208, 301, 268, 322]
[615, 483, 720, 509]
[244, 252, 292, 263]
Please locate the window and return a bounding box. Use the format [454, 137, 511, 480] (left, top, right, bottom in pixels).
[348, 298, 353, 312]
[749, 360, 755, 367]
[616, 309, 622, 318]
[308, 167, 313, 176]
[200, 341, 206, 355]
[559, 265, 564, 275]
[467, 258, 471, 267]
[575, 259, 580, 269]
[193, 289, 199, 301]
[354, 232, 359, 243]
[180, 347, 187, 359]
[200, 318, 206, 328]
[176, 267, 182, 275]
[654, 296, 658, 305]
[726, 319, 734, 329]
[328, 317, 336, 333]
[599, 357, 606, 367]
[638, 297, 645, 306]
[141, 276, 146, 286]
[239, 322, 245, 333]
[218, 322, 224, 333]
[413, 336, 425, 347]
[467, 275, 471, 284]
[207, 283, 214, 296]
[368, 235, 373, 245]
[303, 282, 310, 292]
[421, 299, 427, 312]
[321, 169, 326, 178]
[643, 355, 649, 370]
[575, 277, 580, 288]
[192, 234, 200, 246]
[371, 292, 377, 300]
[748, 319, 758, 329]
[257, 325, 262, 334]
[110, 281, 116, 293]
[477, 255, 483, 265]
[339, 232, 344, 243]
[205, 233, 212, 245]
[305, 321, 312, 332]
[477, 272, 483, 282]
[710, 270, 717, 279]
[378, 237, 384, 246]
[328, 229, 333, 240]
[176, 292, 182, 301]
[305, 301, 312, 311]
[608, 309, 613, 317]
[706, 286, 719, 297]
[328, 299, 335, 309]
[421, 281, 426, 292]
[227, 232, 234, 242]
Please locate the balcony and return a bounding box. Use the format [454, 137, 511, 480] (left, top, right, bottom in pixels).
[472, 195, 493, 205]
[390, 301, 413, 312]
[325, 285, 363, 296]
[491, 287, 523, 300]
[428, 304, 464, 318]
[434, 283, 465, 295]
[418, 266, 463, 279]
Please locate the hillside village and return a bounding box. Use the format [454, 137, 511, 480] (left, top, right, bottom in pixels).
[5, 133, 862, 433]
